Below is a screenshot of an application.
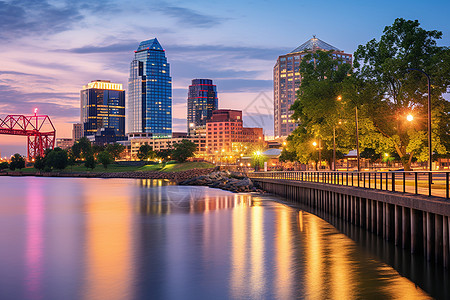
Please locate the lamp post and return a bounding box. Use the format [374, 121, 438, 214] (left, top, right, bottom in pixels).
[312, 140, 321, 170]
[333, 126, 336, 171]
[355, 106, 360, 172]
[407, 68, 432, 171]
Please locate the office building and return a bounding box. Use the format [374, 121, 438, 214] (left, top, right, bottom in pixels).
[187, 79, 218, 135]
[127, 38, 172, 137]
[206, 109, 264, 153]
[72, 123, 82, 140]
[80, 80, 125, 141]
[274, 36, 352, 137]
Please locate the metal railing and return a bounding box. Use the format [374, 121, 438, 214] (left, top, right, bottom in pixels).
[249, 171, 450, 199]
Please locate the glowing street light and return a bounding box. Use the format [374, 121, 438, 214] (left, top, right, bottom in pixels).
[407, 114, 414, 122]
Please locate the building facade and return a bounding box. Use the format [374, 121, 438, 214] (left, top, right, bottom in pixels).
[187, 79, 218, 135]
[206, 109, 264, 154]
[72, 123, 83, 140]
[274, 36, 352, 137]
[127, 38, 172, 137]
[80, 80, 125, 139]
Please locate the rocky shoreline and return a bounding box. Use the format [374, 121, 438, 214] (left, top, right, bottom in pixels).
[179, 171, 262, 193]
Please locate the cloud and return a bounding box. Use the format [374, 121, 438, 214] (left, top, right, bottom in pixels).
[0, 0, 84, 39]
[0, 83, 79, 119]
[155, 5, 223, 28]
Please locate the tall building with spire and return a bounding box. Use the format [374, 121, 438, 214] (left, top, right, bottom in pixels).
[127, 38, 172, 137]
[273, 36, 352, 137]
[187, 79, 218, 135]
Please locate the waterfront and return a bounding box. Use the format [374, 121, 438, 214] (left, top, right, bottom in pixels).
[0, 177, 446, 299]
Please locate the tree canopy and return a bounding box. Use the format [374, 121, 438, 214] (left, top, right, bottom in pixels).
[288, 18, 450, 170]
[171, 140, 197, 162]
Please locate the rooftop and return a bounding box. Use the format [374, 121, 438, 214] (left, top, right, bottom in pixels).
[137, 38, 163, 51]
[290, 36, 341, 53]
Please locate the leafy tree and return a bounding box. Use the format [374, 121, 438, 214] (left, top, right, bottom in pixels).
[97, 151, 113, 169]
[137, 144, 155, 160]
[72, 137, 92, 160]
[171, 139, 197, 162]
[360, 148, 380, 163]
[45, 148, 69, 170]
[350, 18, 450, 170]
[106, 143, 125, 160]
[0, 161, 9, 171]
[288, 50, 352, 165]
[84, 153, 96, 170]
[92, 144, 105, 156]
[155, 148, 173, 162]
[34, 156, 46, 171]
[279, 148, 297, 162]
[10, 153, 25, 170]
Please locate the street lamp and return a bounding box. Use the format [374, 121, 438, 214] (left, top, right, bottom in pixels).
[407, 114, 414, 122]
[407, 68, 432, 171]
[312, 140, 321, 170]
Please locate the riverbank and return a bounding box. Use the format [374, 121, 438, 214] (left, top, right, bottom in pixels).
[0, 168, 216, 183]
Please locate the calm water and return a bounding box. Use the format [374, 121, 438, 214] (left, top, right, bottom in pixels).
[0, 176, 447, 299]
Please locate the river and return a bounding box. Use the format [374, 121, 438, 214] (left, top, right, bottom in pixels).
[0, 176, 447, 299]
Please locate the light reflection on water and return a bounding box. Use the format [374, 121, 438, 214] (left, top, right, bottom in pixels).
[0, 176, 439, 299]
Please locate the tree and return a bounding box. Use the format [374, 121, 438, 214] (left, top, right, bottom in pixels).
[288, 50, 353, 165]
[97, 151, 113, 169]
[34, 156, 46, 171]
[279, 148, 297, 162]
[155, 148, 173, 162]
[351, 18, 450, 170]
[0, 162, 9, 171]
[137, 144, 155, 160]
[72, 137, 92, 160]
[10, 153, 25, 170]
[106, 143, 125, 160]
[171, 139, 197, 162]
[84, 153, 96, 170]
[45, 148, 69, 170]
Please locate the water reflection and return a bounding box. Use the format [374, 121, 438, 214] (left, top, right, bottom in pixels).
[25, 180, 44, 300]
[137, 179, 252, 215]
[0, 177, 441, 299]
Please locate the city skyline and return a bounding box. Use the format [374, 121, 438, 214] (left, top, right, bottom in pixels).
[0, 0, 449, 156]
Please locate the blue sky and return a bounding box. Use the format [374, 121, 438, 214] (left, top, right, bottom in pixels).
[0, 0, 449, 156]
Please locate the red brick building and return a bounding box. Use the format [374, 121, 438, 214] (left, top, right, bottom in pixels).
[206, 109, 264, 153]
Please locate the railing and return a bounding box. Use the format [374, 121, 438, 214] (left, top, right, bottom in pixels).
[249, 171, 450, 199]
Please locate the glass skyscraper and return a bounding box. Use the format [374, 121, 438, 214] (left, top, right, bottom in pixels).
[127, 38, 172, 137]
[274, 36, 352, 137]
[81, 80, 125, 138]
[187, 79, 218, 135]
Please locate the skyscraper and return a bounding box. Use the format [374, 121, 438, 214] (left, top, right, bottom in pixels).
[80, 80, 125, 139]
[274, 36, 352, 137]
[127, 38, 172, 137]
[187, 79, 218, 135]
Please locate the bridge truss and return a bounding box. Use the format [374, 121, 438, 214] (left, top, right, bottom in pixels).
[0, 114, 56, 160]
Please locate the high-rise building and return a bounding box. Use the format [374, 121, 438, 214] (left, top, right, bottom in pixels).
[127, 38, 172, 137]
[80, 80, 125, 139]
[72, 123, 82, 140]
[274, 36, 352, 137]
[187, 79, 218, 135]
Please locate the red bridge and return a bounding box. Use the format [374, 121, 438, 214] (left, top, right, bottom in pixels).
[0, 112, 56, 160]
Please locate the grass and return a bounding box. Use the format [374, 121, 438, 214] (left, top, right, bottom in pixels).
[2, 161, 215, 174]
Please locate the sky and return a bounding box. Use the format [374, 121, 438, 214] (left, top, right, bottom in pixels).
[0, 0, 449, 157]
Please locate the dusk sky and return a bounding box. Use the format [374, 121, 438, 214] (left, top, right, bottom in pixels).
[0, 0, 449, 156]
